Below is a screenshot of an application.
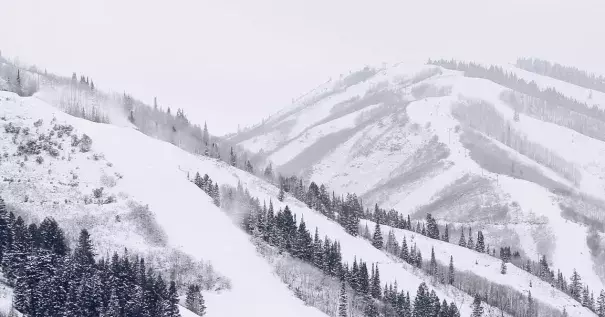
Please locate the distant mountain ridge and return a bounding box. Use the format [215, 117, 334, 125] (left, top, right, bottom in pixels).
[231, 58, 605, 297]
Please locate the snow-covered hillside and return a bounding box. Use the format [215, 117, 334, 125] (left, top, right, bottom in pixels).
[231, 61, 605, 300]
[0, 92, 326, 317]
[1, 59, 602, 317]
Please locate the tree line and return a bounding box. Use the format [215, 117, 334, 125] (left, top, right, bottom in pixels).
[262, 170, 605, 316]
[516, 57, 605, 94]
[0, 196, 206, 317]
[429, 58, 605, 124]
[196, 175, 462, 317]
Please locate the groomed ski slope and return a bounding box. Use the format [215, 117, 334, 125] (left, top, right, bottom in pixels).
[0, 92, 326, 317]
[360, 219, 596, 317]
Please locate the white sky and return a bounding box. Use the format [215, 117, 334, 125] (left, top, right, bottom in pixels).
[1, 0, 604, 135]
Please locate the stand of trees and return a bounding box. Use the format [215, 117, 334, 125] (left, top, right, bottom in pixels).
[430, 58, 605, 127]
[0, 196, 203, 317]
[194, 176, 461, 317]
[516, 58, 605, 94]
[261, 170, 599, 315]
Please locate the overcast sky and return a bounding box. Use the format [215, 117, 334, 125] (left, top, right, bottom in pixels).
[1, 0, 604, 135]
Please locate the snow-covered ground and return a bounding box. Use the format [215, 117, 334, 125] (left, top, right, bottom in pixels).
[0, 92, 326, 317]
[233, 61, 605, 302]
[0, 91, 520, 316]
[361, 219, 596, 317]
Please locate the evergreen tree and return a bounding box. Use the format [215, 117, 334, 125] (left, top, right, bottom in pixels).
[278, 186, 285, 202]
[400, 237, 409, 263]
[449, 302, 460, 317]
[458, 229, 466, 248]
[229, 147, 237, 167]
[597, 290, 605, 317]
[475, 231, 485, 253]
[185, 284, 206, 316]
[413, 283, 431, 317]
[73, 229, 95, 268]
[202, 122, 209, 148]
[429, 247, 437, 276]
[467, 228, 474, 250]
[500, 260, 507, 275]
[527, 291, 535, 317]
[471, 294, 484, 317]
[338, 281, 348, 317]
[447, 256, 455, 285]
[442, 224, 449, 242]
[371, 222, 383, 250]
[364, 296, 379, 317]
[570, 269, 582, 301]
[371, 264, 381, 300]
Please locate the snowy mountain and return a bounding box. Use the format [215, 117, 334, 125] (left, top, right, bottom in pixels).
[0, 55, 603, 317]
[231, 59, 605, 309]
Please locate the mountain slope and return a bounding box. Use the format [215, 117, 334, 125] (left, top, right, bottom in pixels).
[231, 61, 605, 296]
[0, 90, 518, 316]
[0, 91, 327, 317]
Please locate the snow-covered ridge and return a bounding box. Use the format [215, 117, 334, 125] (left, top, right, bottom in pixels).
[232, 60, 605, 306]
[0, 92, 327, 317]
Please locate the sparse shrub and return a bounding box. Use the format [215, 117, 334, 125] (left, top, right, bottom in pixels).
[93, 187, 104, 199]
[22, 127, 30, 135]
[71, 134, 80, 147]
[48, 147, 59, 157]
[34, 119, 43, 127]
[53, 124, 73, 135]
[84, 195, 93, 205]
[106, 162, 113, 167]
[93, 153, 104, 161]
[79, 134, 92, 152]
[4, 122, 20, 134]
[49, 130, 55, 137]
[104, 195, 116, 204]
[36, 156, 44, 164]
[101, 174, 117, 188]
[18, 139, 42, 155]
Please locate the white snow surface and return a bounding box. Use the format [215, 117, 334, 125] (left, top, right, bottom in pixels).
[233, 62, 605, 300]
[0, 92, 326, 317]
[361, 219, 597, 317]
[0, 92, 519, 316]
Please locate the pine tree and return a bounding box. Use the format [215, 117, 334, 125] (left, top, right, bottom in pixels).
[278, 186, 285, 202]
[527, 291, 535, 317]
[471, 294, 484, 317]
[570, 269, 582, 301]
[229, 147, 237, 167]
[185, 284, 206, 316]
[442, 224, 449, 242]
[400, 237, 409, 263]
[0, 196, 10, 262]
[458, 228, 466, 248]
[364, 296, 379, 317]
[429, 247, 437, 276]
[467, 228, 474, 250]
[597, 290, 605, 317]
[500, 260, 507, 275]
[338, 281, 348, 317]
[475, 230, 485, 253]
[447, 256, 455, 285]
[372, 222, 383, 250]
[164, 281, 180, 317]
[413, 282, 431, 317]
[449, 302, 460, 317]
